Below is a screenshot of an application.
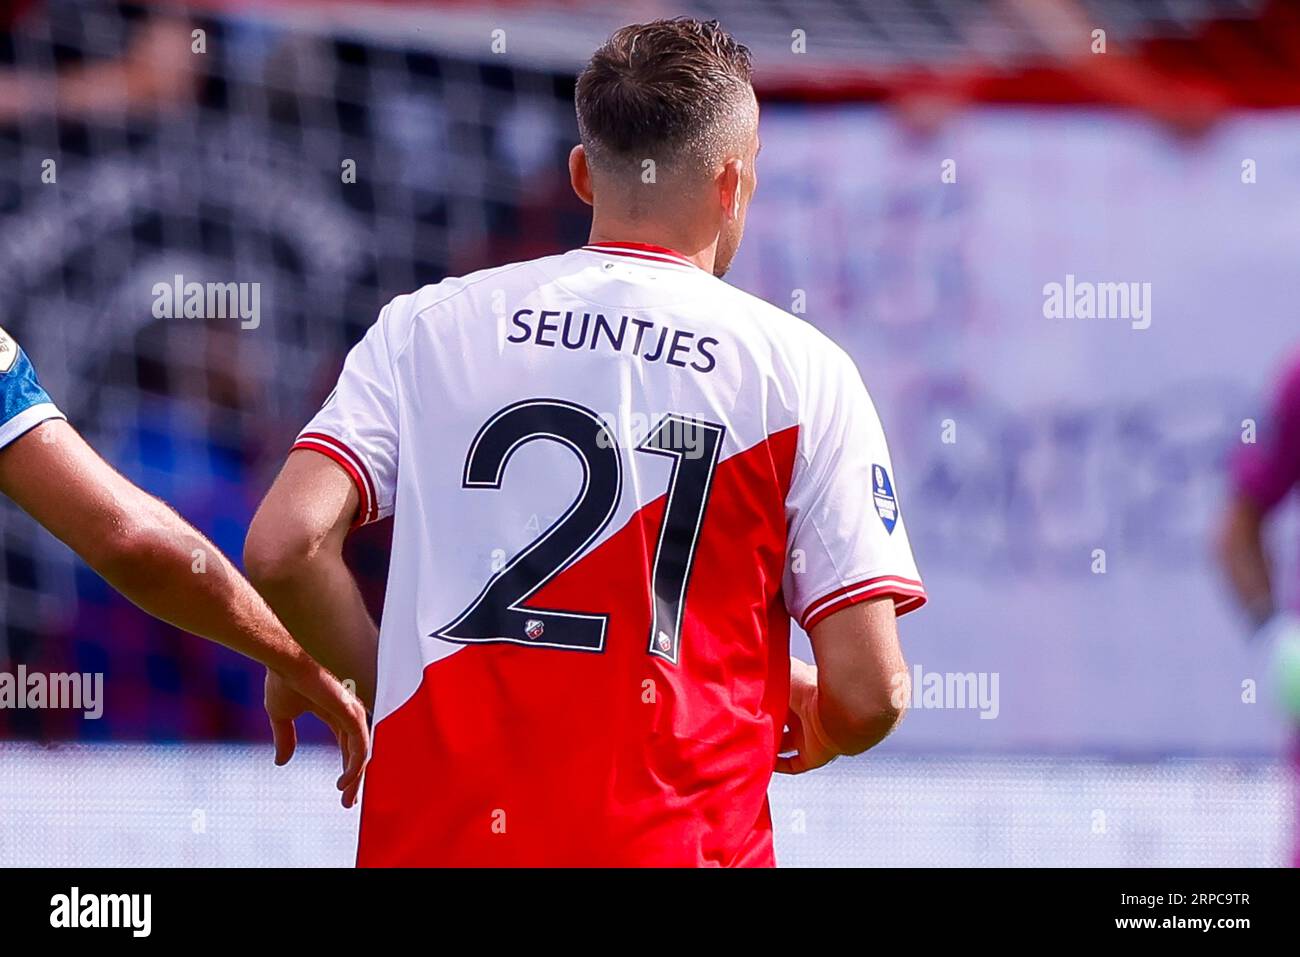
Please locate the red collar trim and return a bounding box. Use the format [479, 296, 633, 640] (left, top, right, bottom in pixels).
[581, 241, 699, 269]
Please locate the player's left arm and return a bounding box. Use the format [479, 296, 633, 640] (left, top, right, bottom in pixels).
[779, 345, 927, 774]
[781, 596, 907, 774]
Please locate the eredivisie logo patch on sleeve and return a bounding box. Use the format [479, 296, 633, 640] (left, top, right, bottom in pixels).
[873, 464, 898, 534]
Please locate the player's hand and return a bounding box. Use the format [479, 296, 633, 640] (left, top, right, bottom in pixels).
[265, 663, 370, 808]
[776, 656, 840, 775]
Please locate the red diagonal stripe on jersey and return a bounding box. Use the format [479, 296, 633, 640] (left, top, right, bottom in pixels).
[357, 425, 799, 867]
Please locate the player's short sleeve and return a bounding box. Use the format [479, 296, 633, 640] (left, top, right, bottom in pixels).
[784, 348, 926, 631]
[0, 327, 66, 452]
[293, 302, 401, 527]
[1231, 355, 1300, 515]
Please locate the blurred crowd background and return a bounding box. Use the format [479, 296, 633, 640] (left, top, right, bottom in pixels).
[1, 0, 1299, 863]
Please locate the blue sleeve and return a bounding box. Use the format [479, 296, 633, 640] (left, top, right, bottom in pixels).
[0, 329, 66, 451]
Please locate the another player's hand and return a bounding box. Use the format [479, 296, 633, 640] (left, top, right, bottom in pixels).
[776, 656, 840, 775]
[265, 663, 369, 808]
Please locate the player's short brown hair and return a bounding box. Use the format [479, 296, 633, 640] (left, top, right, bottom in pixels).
[575, 18, 754, 175]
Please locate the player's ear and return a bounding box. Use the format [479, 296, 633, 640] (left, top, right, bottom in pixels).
[569, 145, 594, 207]
[718, 157, 743, 221]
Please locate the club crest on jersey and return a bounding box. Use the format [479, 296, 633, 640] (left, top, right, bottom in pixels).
[524, 619, 545, 640]
[873, 464, 898, 534]
[0, 327, 17, 374]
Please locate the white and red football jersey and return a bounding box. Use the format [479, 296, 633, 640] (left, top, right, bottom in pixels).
[294, 241, 926, 867]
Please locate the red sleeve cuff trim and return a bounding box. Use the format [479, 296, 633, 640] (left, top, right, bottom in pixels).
[800, 575, 927, 631]
[293, 432, 379, 527]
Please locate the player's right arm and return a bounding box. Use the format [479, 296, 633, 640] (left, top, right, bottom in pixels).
[244, 301, 404, 715]
[244, 449, 380, 710]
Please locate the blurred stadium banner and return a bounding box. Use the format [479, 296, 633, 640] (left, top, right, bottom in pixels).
[0, 743, 1288, 866]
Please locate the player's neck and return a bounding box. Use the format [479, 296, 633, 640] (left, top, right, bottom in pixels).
[585, 222, 717, 274]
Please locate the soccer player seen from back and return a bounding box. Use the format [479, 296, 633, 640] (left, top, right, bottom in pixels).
[245, 17, 927, 867]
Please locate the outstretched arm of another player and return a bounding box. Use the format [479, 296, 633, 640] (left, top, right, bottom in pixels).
[244, 449, 380, 714]
[778, 596, 908, 774]
[0, 419, 368, 805]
